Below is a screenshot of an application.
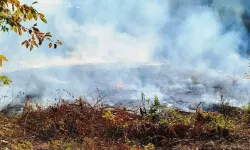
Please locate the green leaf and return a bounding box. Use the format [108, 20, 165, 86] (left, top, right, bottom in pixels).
[54, 43, 57, 49]
[32, 1, 38, 5]
[0, 55, 7, 67]
[28, 29, 32, 34]
[40, 16, 47, 23]
[0, 55, 8, 61]
[30, 44, 33, 51]
[0, 75, 12, 86]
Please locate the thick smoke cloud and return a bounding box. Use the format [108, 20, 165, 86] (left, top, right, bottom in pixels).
[1, 0, 250, 110]
[1, 0, 248, 70]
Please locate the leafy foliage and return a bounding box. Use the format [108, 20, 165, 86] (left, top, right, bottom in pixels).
[242, 102, 250, 123]
[0, 0, 62, 68]
[0, 0, 62, 54]
[149, 95, 160, 115]
[13, 141, 33, 150]
[0, 54, 8, 67]
[0, 0, 62, 86]
[0, 75, 11, 86]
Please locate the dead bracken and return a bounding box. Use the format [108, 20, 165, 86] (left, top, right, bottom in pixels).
[0, 96, 250, 150]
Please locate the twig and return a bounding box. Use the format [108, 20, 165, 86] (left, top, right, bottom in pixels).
[166, 139, 196, 147]
[196, 102, 202, 114]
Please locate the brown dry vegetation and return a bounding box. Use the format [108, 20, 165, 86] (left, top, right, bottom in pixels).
[0, 98, 250, 150]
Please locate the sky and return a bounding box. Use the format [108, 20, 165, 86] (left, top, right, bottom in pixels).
[1, 0, 250, 109]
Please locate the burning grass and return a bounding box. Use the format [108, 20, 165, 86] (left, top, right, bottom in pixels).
[0, 97, 250, 149]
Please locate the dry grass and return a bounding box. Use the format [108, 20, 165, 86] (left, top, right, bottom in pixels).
[0, 98, 250, 150]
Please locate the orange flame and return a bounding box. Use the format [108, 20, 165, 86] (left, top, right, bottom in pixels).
[116, 81, 126, 90]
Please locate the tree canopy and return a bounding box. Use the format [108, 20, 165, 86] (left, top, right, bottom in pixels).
[0, 0, 62, 85]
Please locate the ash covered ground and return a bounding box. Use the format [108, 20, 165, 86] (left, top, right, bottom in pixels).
[0, 63, 249, 112]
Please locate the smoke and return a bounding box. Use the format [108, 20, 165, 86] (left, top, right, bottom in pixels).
[17, 0, 248, 72]
[1, 0, 250, 109]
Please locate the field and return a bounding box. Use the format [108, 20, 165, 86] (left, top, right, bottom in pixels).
[0, 96, 250, 150]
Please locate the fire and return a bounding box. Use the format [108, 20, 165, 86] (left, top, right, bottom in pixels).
[115, 81, 126, 90]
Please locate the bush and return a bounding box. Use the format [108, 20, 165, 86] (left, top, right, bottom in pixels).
[0, 97, 242, 149]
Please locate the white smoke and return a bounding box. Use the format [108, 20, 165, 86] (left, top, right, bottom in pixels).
[0, 0, 250, 110]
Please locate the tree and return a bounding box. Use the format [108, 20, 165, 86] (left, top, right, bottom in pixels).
[0, 0, 62, 86]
